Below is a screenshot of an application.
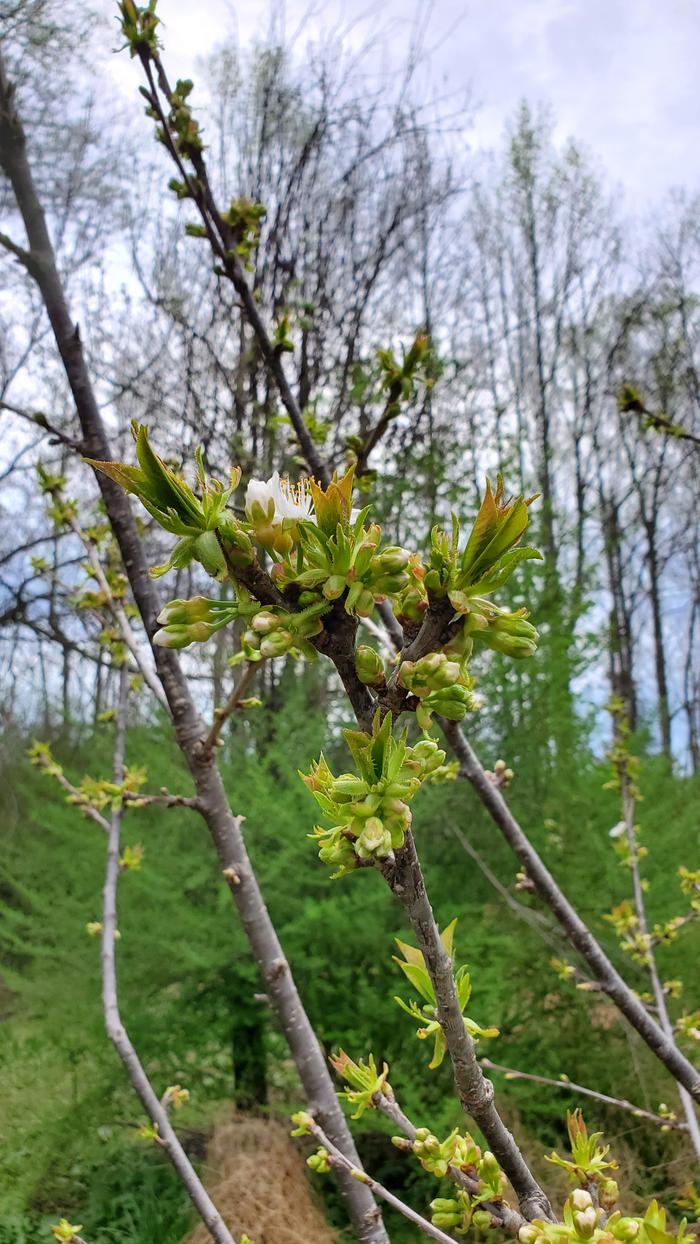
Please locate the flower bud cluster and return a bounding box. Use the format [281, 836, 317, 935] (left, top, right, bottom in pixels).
[233, 601, 329, 665]
[153, 595, 248, 649]
[307, 1147, 331, 1174]
[430, 1191, 472, 1234]
[301, 712, 445, 876]
[412, 1126, 482, 1179]
[485, 758, 514, 788]
[398, 652, 480, 728]
[519, 1187, 643, 1244]
[273, 516, 412, 619]
[96, 428, 543, 710]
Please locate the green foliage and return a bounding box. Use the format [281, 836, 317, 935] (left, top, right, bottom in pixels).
[3, 669, 700, 1241]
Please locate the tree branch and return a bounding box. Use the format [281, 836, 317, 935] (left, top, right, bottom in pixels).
[306, 1116, 460, 1244]
[0, 49, 388, 1243]
[374, 1085, 526, 1236]
[100, 671, 239, 1244]
[480, 1058, 690, 1134]
[443, 719, 700, 1104]
[198, 661, 258, 758]
[380, 830, 554, 1221]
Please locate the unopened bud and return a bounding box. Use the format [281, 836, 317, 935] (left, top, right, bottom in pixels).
[573, 1207, 598, 1237]
[571, 1190, 593, 1211]
[251, 610, 279, 634]
[355, 645, 386, 687]
[519, 1226, 540, 1244]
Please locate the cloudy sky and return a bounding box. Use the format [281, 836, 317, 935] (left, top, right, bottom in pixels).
[103, 0, 700, 206]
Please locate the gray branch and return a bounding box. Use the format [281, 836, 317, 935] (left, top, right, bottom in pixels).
[443, 719, 700, 1104]
[100, 672, 238, 1244]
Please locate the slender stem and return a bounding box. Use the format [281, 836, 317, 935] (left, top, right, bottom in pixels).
[615, 740, 700, 1162]
[375, 1088, 525, 1236]
[101, 672, 238, 1244]
[480, 1058, 689, 1133]
[141, 48, 330, 487]
[444, 720, 700, 1104]
[67, 513, 168, 710]
[380, 831, 554, 1221]
[198, 662, 258, 757]
[122, 791, 202, 811]
[448, 823, 562, 949]
[307, 1118, 460, 1244]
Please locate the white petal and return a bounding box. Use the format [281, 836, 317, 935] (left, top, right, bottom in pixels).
[245, 475, 276, 519]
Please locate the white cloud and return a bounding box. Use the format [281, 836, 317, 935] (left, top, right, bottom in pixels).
[99, 0, 700, 202]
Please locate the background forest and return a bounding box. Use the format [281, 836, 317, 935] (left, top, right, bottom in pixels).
[1, 2, 699, 1243]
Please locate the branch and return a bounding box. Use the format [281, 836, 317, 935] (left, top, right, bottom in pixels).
[448, 823, 564, 951]
[0, 226, 31, 266]
[198, 661, 258, 758]
[0, 51, 388, 1241]
[100, 672, 239, 1244]
[612, 726, 700, 1161]
[46, 768, 110, 834]
[374, 1086, 525, 1236]
[379, 831, 553, 1221]
[443, 719, 700, 1105]
[122, 790, 201, 811]
[138, 49, 330, 486]
[305, 1117, 459, 1244]
[480, 1058, 689, 1134]
[0, 398, 84, 450]
[67, 513, 168, 711]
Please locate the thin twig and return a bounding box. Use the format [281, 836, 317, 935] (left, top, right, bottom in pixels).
[67, 514, 168, 711]
[122, 790, 201, 811]
[306, 1117, 459, 1244]
[374, 1086, 525, 1236]
[443, 719, 700, 1105]
[480, 1058, 689, 1133]
[0, 398, 84, 449]
[613, 725, 700, 1162]
[198, 662, 258, 757]
[100, 670, 238, 1244]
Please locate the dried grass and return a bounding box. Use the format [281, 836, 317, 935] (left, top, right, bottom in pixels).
[181, 1114, 338, 1244]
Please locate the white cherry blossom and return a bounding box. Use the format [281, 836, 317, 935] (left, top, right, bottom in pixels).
[245, 471, 314, 523]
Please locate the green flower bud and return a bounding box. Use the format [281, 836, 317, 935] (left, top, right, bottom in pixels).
[432, 1213, 463, 1229]
[323, 574, 347, 600]
[251, 610, 280, 634]
[600, 1180, 619, 1210]
[478, 613, 539, 658]
[192, 530, 227, 579]
[355, 645, 386, 687]
[357, 817, 390, 856]
[571, 1190, 593, 1211]
[153, 625, 196, 649]
[479, 1152, 501, 1184]
[573, 1207, 598, 1238]
[430, 1200, 457, 1214]
[472, 1210, 494, 1231]
[157, 596, 213, 626]
[519, 1226, 540, 1244]
[613, 1219, 639, 1241]
[377, 545, 411, 572]
[260, 629, 293, 658]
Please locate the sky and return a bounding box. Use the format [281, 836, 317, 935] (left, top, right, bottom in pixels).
[102, 0, 700, 207]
